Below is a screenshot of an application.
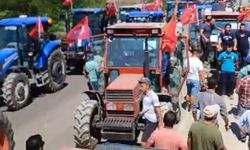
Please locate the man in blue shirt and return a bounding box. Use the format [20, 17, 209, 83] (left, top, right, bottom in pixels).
[217, 44, 239, 99]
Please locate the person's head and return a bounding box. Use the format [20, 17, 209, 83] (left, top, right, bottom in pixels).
[203, 104, 220, 121]
[163, 111, 176, 128]
[225, 23, 232, 32]
[226, 44, 233, 53]
[240, 23, 246, 31]
[139, 77, 151, 92]
[218, 0, 226, 5]
[26, 134, 44, 150]
[191, 48, 202, 57]
[170, 56, 178, 67]
[207, 76, 218, 89]
[87, 53, 94, 61]
[205, 15, 212, 22]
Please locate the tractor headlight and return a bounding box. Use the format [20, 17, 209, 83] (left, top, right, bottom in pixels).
[152, 29, 159, 34]
[107, 29, 114, 34]
[106, 102, 117, 110]
[48, 18, 53, 25]
[123, 104, 134, 111]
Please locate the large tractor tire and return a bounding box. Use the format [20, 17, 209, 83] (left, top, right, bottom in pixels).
[46, 49, 66, 92]
[0, 111, 15, 150]
[2, 73, 30, 110]
[74, 100, 101, 149]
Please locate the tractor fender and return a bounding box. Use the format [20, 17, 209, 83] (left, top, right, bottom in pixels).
[37, 40, 61, 69]
[7, 66, 33, 79]
[83, 91, 104, 108]
[0, 51, 18, 79]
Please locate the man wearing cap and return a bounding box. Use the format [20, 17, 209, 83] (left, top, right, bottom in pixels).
[236, 23, 250, 68]
[188, 104, 226, 150]
[138, 77, 163, 147]
[236, 56, 250, 116]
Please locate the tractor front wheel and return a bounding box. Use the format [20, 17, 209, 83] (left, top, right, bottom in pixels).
[46, 49, 66, 92]
[2, 73, 30, 110]
[0, 111, 15, 150]
[74, 100, 101, 149]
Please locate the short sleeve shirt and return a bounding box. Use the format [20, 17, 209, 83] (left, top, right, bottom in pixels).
[236, 30, 250, 55]
[85, 60, 99, 82]
[187, 57, 204, 81]
[142, 90, 160, 123]
[217, 51, 238, 73]
[200, 23, 215, 42]
[188, 121, 225, 150]
[219, 32, 236, 49]
[147, 128, 187, 150]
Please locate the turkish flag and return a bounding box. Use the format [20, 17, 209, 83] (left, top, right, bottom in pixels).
[63, 0, 73, 6]
[142, 0, 162, 11]
[29, 18, 44, 40]
[66, 17, 90, 45]
[180, 5, 198, 25]
[161, 17, 178, 53]
[238, 10, 250, 22]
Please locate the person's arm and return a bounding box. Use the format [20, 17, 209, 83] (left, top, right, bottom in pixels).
[152, 94, 163, 128]
[155, 107, 164, 128]
[219, 99, 229, 130]
[192, 94, 200, 121]
[233, 34, 237, 51]
[217, 53, 223, 66]
[199, 28, 209, 42]
[198, 61, 205, 84]
[234, 53, 239, 70]
[217, 33, 223, 51]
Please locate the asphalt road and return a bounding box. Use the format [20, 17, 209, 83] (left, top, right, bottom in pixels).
[2, 74, 248, 150]
[3, 74, 88, 150]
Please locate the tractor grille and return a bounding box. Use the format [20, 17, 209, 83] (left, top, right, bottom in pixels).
[105, 90, 133, 101]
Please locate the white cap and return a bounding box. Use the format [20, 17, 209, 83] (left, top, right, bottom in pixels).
[203, 104, 220, 118]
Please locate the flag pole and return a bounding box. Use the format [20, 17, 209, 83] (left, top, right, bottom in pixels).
[38, 16, 41, 40]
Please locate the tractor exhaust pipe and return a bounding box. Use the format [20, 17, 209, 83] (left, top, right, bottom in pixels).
[143, 38, 150, 78]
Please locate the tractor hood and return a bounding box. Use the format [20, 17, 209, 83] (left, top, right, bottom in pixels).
[106, 74, 143, 90]
[0, 48, 17, 65]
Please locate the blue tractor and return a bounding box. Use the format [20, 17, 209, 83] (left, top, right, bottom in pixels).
[0, 17, 66, 110]
[125, 11, 164, 23]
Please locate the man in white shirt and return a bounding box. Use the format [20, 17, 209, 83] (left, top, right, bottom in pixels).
[138, 77, 163, 147]
[185, 48, 205, 111]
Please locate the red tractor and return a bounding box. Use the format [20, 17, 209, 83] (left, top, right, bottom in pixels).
[73, 22, 189, 149]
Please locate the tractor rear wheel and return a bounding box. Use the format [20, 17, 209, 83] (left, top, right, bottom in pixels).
[74, 100, 101, 149]
[2, 73, 30, 110]
[0, 111, 15, 150]
[46, 49, 66, 92]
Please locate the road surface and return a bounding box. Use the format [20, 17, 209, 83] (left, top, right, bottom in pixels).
[3, 74, 248, 150]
